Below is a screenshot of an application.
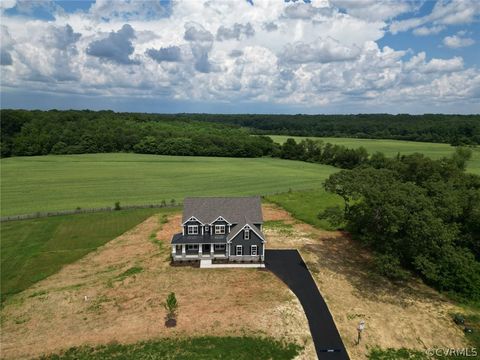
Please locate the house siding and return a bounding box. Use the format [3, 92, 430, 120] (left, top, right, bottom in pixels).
[184, 219, 202, 235]
[210, 220, 230, 235]
[229, 227, 264, 260]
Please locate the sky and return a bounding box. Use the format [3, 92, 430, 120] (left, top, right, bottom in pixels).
[0, 0, 479, 114]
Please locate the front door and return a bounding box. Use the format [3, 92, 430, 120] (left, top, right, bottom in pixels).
[203, 244, 210, 254]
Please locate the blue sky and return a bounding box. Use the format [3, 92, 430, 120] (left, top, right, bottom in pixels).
[1, 0, 479, 114]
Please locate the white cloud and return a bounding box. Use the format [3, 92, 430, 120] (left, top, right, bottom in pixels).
[281, 37, 360, 64]
[443, 33, 475, 48]
[88, 0, 168, 21]
[412, 25, 445, 36]
[330, 0, 419, 21]
[390, 0, 480, 34]
[0, 0, 479, 112]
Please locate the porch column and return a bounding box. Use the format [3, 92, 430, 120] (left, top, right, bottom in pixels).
[172, 245, 176, 256]
[210, 244, 214, 256]
[182, 244, 186, 256]
[199, 244, 203, 256]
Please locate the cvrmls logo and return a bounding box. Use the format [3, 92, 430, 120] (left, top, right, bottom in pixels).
[426, 348, 477, 357]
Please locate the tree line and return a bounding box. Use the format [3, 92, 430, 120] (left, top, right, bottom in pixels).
[2, 111, 479, 159]
[279, 138, 371, 169]
[319, 148, 480, 301]
[0, 109, 276, 158]
[182, 113, 480, 145]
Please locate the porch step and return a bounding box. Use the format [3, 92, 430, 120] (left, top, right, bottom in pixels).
[200, 259, 265, 269]
[200, 259, 212, 268]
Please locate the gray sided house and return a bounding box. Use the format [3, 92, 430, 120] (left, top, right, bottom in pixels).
[171, 196, 265, 262]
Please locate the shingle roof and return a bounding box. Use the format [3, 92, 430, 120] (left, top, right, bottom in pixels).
[182, 196, 263, 224]
[227, 219, 265, 241]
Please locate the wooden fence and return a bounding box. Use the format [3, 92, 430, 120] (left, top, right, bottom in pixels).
[0, 203, 182, 222]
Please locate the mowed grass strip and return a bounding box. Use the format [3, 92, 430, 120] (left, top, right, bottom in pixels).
[38, 336, 302, 360]
[268, 135, 480, 175]
[265, 188, 343, 230]
[0, 153, 338, 216]
[1, 208, 176, 301]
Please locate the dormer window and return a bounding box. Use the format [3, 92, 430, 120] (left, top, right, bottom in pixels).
[215, 225, 225, 234]
[187, 225, 198, 235]
[205, 225, 210, 232]
[244, 228, 250, 240]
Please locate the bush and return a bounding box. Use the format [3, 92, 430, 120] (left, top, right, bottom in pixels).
[114, 201, 121, 211]
[164, 292, 178, 327]
[374, 254, 410, 282]
[318, 205, 344, 228]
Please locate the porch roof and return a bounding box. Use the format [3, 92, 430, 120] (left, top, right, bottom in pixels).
[171, 233, 228, 244]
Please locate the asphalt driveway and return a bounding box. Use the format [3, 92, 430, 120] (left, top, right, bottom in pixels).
[265, 249, 350, 360]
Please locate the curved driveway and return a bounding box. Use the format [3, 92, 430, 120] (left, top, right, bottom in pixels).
[265, 249, 349, 360]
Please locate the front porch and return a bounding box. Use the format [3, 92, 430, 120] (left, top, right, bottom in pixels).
[172, 243, 228, 260]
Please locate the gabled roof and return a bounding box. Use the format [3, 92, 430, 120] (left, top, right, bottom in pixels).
[182, 196, 263, 225]
[227, 220, 265, 242]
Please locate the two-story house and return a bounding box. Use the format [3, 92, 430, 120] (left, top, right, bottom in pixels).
[171, 196, 265, 262]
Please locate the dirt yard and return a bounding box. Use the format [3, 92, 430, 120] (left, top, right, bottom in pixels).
[263, 204, 468, 360]
[1, 205, 468, 360]
[0, 212, 315, 360]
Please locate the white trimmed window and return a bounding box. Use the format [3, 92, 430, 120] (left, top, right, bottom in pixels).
[251, 245, 258, 256]
[187, 225, 198, 235]
[215, 225, 225, 234]
[244, 228, 250, 240]
[214, 244, 226, 250]
[236, 245, 243, 256]
[187, 244, 198, 250]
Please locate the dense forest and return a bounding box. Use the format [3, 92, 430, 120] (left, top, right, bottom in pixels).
[319, 149, 480, 301]
[0, 110, 276, 158]
[182, 113, 480, 145]
[1, 110, 479, 159]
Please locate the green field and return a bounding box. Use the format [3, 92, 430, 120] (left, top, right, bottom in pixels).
[39, 336, 301, 360]
[0, 153, 338, 216]
[268, 136, 480, 174]
[265, 188, 343, 231]
[1, 208, 176, 301]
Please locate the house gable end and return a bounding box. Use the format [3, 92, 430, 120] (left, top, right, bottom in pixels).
[209, 216, 232, 225]
[182, 216, 204, 226]
[227, 224, 265, 243]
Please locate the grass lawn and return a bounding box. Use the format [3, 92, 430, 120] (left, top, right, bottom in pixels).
[0, 207, 177, 301]
[0, 153, 338, 216]
[265, 188, 343, 230]
[268, 135, 480, 175]
[39, 336, 302, 360]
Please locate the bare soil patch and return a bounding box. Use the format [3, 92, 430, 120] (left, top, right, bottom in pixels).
[263, 203, 468, 360]
[1, 212, 315, 360]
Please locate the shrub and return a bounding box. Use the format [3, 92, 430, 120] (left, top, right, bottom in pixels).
[374, 254, 410, 282]
[318, 205, 344, 228]
[114, 201, 121, 211]
[164, 292, 178, 327]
